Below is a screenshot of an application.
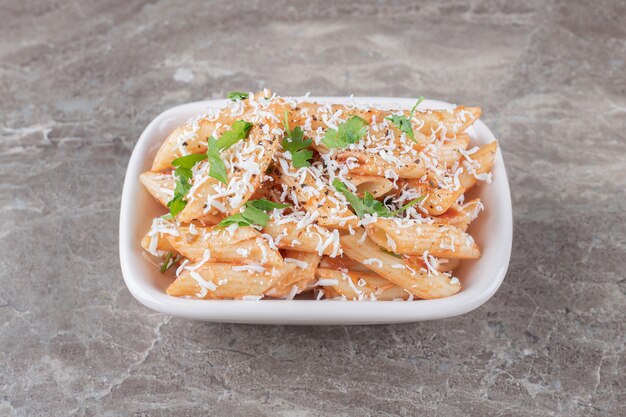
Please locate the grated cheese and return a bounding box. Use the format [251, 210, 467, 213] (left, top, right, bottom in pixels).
[232, 264, 266, 273]
[284, 258, 309, 269]
[363, 258, 383, 268]
[315, 279, 339, 286]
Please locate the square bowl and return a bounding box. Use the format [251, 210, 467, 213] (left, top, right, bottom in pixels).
[119, 97, 512, 325]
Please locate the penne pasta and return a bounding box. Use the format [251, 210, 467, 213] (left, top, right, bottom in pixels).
[433, 198, 483, 231]
[334, 134, 479, 180]
[141, 231, 178, 254]
[176, 174, 222, 222]
[412, 106, 481, 140]
[428, 133, 471, 165]
[168, 263, 296, 299]
[397, 141, 497, 215]
[334, 150, 428, 179]
[434, 258, 461, 272]
[140, 217, 182, 256]
[139, 92, 495, 301]
[178, 106, 287, 222]
[167, 226, 283, 266]
[151, 90, 275, 171]
[340, 232, 461, 299]
[319, 255, 371, 272]
[138, 171, 223, 225]
[152, 118, 235, 172]
[289, 103, 479, 150]
[316, 268, 410, 301]
[348, 175, 394, 198]
[365, 219, 480, 259]
[276, 162, 359, 229]
[266, 251, 321, 298]
[423, 141, 496, 215]
[262, 219, 341, 256]
[139, 171, 176, 207]
[457, 106, 482, 133]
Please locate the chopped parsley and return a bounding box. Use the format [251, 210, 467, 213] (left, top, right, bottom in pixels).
[322, 115, 368, 148]
[206, 136, 228, 184]
[215, 120, 253, 150]
[167, 154, 203, 216]
[389, 196, 425, 216]
[385, 96, 425, 141]
[282, 111, 313, 168]
[217, 198, 290, 228]
[166, 120, 253, 215]
[227, 91, 249, 101]
[332, 178, 424, 218]
[332, 178, 387, 218]
[207, 120, 252, 183]
[171, 153, 207, 169]
[160, 252, 181, 273]
[167, 198, 187, 217]
[247, 198, 290, 211]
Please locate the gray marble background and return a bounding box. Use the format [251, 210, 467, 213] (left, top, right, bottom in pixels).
[1, 0, 625, 416]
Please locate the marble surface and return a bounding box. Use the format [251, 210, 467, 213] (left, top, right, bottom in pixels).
[1, 0, 625, 415]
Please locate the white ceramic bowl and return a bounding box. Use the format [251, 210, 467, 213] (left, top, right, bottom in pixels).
[119, 97, 512, 325]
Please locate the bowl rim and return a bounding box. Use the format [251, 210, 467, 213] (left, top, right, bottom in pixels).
[119, 97, 513, 325]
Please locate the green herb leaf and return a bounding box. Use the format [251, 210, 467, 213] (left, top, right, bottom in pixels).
[160, 252, 181, 273]
[332, 178, 370, 218]
[390, 196, 425, 216]
[411, 96, 426, 113]
[217, 205, 269, 228]
[167, 154, 208, 216]
[361, 190, 390, 217]
[332, 179, 422, 218]
[227, 91, 249, 101]
[167, 165, 195, 216]
[172, 167, 192, 195]
[160, 213, 173, 220]
[206, 136, 228, 184]
[247, 198, 290, 211]
[239, 205, 270, 226]
[385, 96, 425, 141]
[167, 197, 187, 217]
[217, 199, 289, 228]
[282, 111, 313, 168]
[216, 120, 253, 150]
[216, 213, 250, 227]
[160, 252, 173, 273]
[172, 153, 207, 169]
[386, 114, 413, 140]
[322, 116, 368, 148]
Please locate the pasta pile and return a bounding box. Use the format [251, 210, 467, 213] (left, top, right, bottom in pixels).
[140, 90, 497, 301]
